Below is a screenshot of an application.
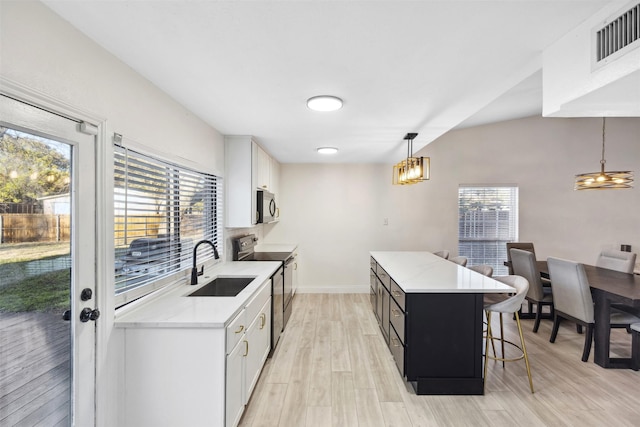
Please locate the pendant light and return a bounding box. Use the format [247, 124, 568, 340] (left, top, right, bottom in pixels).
[574, 118, 633, 190]
[392, 133, 430, 185]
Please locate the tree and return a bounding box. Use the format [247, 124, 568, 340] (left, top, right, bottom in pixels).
[0, 127, 71, 203]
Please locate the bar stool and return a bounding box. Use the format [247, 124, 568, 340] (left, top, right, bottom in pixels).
[433, 250, 449, 259]
[484, 275, 534, 393]
[449, 256, 468, 266]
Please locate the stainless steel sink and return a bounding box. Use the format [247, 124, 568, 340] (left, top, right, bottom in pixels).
[188, 276, 256, 297]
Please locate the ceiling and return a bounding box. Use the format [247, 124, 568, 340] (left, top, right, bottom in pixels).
[42, 0, 614, 163]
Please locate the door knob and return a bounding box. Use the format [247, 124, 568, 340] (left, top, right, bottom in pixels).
[79, 307, 101, 322]
[62, 310, 71, 321]
[80, 288, 93, 301]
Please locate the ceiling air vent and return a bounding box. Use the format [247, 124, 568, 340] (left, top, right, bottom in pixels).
[594, 2, 640, 64]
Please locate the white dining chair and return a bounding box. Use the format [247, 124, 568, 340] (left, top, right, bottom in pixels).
[596, 249, 636, 273]
[596, 249, 638, 330]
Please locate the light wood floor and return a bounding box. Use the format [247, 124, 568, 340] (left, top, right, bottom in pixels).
[239, 293, 640, 427]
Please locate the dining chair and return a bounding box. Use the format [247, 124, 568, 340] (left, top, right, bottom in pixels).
[595, 249, 637, 273]
[632, 323, 640, 371]
[547, 257, 640, 362]
[506, 242, 536, 274]
[433, 250, 449, 259]
[510, 248, 553, 333]
[595, 249, 638, 328]
[449, 256, 468, 266]
[483, 275, 534, 393]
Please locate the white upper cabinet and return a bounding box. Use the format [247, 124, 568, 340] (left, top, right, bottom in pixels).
[225, 136, 258, 228]
[225, 136, 280, 228]
[256, 144, 280, 195]
[256, 145, 271, 191]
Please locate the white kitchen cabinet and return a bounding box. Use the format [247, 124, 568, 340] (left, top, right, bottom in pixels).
[225, 136, 280, 228]
[292, 251, 299, 296]
[257, 143, 281, 195]
[256, 144, 271, 191]
[244, 297, 271, 398]
[121, 279, 272, 427]
[225, 136, 258, 228]
[270, 159, 280, 201]
[225, 280, 271, 427]
[226, 335, 245, 427]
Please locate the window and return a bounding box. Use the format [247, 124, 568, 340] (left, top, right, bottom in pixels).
[458, 185, 518, 275]
[114, 144, 223, 306]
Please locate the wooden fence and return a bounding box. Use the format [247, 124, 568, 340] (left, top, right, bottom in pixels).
[0, 214, 71, 243]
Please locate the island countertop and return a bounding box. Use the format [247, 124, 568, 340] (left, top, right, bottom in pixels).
[115, 261, 281, 328]
[370, 251, 513, 293]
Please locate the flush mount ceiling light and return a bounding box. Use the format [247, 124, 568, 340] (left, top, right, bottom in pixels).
[392, 133, 430, 185]
[575, 117, 633, 190]
[307, 95, 343, 112]
[317, 147, 338, 154]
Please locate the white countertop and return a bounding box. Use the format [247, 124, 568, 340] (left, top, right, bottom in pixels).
[115, 261, 281, 328]
[255, 243, 298, 253]
[370, 251, 514, 293]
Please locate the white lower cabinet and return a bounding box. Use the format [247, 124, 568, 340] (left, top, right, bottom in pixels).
[226, 334, 246, 427]
[244, 298, 271, 398]
[121, 279, 271, 427]
[225, 283, 272, 427]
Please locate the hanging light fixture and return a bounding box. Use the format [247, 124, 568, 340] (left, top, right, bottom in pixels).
[574, 118, 633, 190]
[392, 133, 430, 185]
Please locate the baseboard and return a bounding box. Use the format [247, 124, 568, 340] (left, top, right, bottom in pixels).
[295, 285, 369, 294]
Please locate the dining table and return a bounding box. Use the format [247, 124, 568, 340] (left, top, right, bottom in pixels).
[535, 260, 640, 369]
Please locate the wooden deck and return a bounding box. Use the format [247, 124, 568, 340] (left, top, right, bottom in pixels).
[0, 312, 70, 427]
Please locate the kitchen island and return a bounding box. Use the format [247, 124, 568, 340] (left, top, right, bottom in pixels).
[370, 251, 513, 395]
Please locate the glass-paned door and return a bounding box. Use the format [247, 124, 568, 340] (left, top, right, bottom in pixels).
[0, 95, 96, 426]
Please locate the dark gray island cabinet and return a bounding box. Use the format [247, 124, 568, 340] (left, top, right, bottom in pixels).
[369, 251, 513, 395]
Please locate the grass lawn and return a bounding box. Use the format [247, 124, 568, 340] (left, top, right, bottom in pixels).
[0, 241, 70, 264]
[0, 268, 70, 312]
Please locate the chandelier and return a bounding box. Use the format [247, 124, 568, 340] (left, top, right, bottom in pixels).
[392, 133, 430, 185]
[574, 118, 633, 190]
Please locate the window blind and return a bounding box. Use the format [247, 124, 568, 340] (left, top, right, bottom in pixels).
[458, 186, 518, 275]
[114, 144, 223, 305]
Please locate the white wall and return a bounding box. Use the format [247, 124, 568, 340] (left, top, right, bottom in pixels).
[264, 116, 640, 292]
[1, 2, 225, 427]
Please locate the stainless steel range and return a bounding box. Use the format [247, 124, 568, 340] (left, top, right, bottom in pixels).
[232, 234, 294, 354]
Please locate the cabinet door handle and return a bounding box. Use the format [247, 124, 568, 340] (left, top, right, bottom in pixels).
[235, 325, 245, 334]
[391, 338, 401, 347]
[392, 309, 401, 318]
[243, 340, 249, 356]
[392, 291, 402, 298]
[260, 313, 266, 329]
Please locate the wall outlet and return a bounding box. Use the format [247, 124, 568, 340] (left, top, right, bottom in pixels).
[383, 218, 388, 226]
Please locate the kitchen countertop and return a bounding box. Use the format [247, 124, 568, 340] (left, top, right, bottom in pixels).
[115, 261, 281, 328]
[255, 243, 298, 253]
[370, 251, 514, 293]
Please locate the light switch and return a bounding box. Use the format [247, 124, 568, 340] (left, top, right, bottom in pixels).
[383, 218, 389, 226]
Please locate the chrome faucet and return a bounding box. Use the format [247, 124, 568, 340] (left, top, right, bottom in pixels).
[190, 239, 220, 285]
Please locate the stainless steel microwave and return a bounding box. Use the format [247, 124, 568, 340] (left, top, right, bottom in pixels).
[257, 190, 278, 223]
